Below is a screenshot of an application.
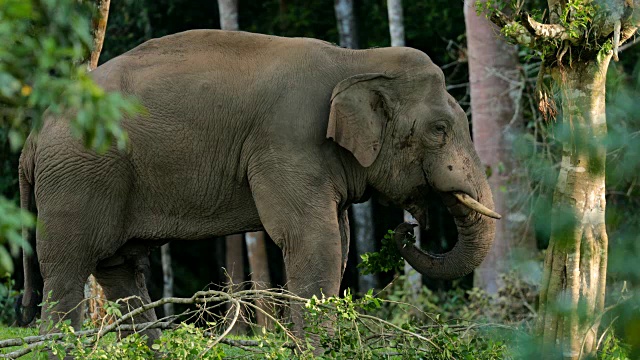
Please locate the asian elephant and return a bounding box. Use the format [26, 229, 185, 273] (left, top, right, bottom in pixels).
[17, 30, 499, 339]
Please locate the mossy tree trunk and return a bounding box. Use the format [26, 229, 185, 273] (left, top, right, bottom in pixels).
[484, 1, 638, 358]
[537, 56, 611, 359]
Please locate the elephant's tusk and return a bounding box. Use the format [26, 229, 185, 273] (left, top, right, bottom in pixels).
[453, 192, 502, 219]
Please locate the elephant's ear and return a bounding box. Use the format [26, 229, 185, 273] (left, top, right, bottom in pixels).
[327, 73, 394, 168]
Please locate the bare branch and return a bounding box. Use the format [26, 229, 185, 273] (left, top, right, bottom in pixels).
[198, 300, 240, 356]
[522, 13, 573, 42]
[619, 33, 640, 51]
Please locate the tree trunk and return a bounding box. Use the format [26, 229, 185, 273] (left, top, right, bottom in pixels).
[217, 0, 272, 331]
[334, 0, 374, 293]
[224, 233, 247, 333]
[83, 0, 111, 325]
[88, 0, 110, 70]
[217, 0, 242, 288]
[218, 0, 239, 31]
[225, 234, 245, 286]
[536, 56, 611, 359]
[161, 243, 174, 317]
[464, 0, 536, 294]
[386, 0, 421, 294]
[245, 231, 272, 328]
[334, 0, 358, 49]
[352, 201, 377, 292]
[386, 0, 405, 47]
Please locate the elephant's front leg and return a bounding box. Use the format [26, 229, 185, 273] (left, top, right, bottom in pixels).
[250, 173, 343, 336]
[283, 223, 343, 335]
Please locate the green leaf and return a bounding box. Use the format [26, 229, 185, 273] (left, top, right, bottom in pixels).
[0, 246, 14, 275]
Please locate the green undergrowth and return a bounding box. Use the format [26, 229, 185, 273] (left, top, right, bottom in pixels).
[0, 288, 631, 359]
[0, 265, 631, 359]
[0, 324, 255, 359]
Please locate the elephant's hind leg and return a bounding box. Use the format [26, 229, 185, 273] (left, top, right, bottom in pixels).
[93, 251, 160, 344]
[38, 258, 92, 335]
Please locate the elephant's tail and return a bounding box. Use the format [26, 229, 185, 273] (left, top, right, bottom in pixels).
[15, 139, 43, 326]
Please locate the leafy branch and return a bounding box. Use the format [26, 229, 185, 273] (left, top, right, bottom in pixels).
[357, 229, 411, 275]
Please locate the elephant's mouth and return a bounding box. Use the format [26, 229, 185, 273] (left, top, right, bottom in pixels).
[405, 191, 500, 230]
[398, 166, 499, 281]
[408, 170, 501, 229]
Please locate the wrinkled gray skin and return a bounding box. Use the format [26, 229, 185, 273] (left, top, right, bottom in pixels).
[18, 30, 496, 339]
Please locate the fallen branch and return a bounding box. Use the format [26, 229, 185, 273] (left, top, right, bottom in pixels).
[1, 285, 492, 359]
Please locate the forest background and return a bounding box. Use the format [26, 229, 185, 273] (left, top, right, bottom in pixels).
[0, 0, 639, 358]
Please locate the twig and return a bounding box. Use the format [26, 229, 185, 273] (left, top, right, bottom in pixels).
[359, 314, 442, 352]
[618, 35, 640, 52]
[198, 299, 240, 357]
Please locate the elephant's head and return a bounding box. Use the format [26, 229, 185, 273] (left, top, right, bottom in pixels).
[327, 60, 500, 280]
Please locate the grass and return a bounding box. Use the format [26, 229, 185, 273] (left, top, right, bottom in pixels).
[0, 324, 268, 358]
[0, 325, 38, 359]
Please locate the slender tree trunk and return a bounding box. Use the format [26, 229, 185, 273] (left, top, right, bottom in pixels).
[161, 244, 174, 317]
[83, 0, 111, 325]
[217, 0, 273, 331]
[334, 0, 358, 49]
[386, 0, 422, 295]
[217, 0, 244, 291]
[225, 234, 246, 287]
[245, 231, 272, 328]
[352, 201, 377, 292]
[334, 0, 374, 293]
[88, 0, 110, 70]
[386, 0, 405, 47]
[217, 0, 242, 284]
[536, 57, 611, 359]
[218, 0, 239, 31]
[464, 0, 535, 294]
[224, 233, 247, 333]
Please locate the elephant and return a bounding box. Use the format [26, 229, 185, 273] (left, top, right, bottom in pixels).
[16, 29, 499, 340]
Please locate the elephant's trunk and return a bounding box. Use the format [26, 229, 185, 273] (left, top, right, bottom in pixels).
[396, 183, 497, 280]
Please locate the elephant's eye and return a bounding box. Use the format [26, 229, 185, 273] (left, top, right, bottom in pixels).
[428, 121, 449, 147]
[432, 121, 448, 134]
